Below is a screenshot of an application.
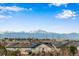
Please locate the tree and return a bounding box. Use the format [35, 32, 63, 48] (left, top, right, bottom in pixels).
[7, 50, 21, 56]
[69, 45, 77, 56]
[0, 45, 7, 56]
[13, 50, 21, 56]
[60, 47, 69, 56]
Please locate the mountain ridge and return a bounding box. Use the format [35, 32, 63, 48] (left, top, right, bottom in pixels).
[0, 30, 79, 39]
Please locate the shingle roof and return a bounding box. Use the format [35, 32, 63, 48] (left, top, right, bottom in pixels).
[6, 43, 30, 48]
[6, 42, 53, 48]
[5, 42, 70, 48]
[66, 41, 79, 47]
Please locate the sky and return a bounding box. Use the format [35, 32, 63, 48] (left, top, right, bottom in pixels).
[0, 3, 79, 33]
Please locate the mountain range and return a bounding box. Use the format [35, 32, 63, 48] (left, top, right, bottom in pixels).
[0, 30, 79, 40]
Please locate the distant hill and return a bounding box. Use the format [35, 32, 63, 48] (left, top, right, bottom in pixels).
[0, 30, 79, 39]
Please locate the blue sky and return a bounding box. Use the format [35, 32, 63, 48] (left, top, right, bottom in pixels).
[0, 3, 79, 33]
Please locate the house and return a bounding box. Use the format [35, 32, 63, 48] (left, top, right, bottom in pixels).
[5, 42, 32, 55]
[65, 41, 79, 50]
[5, 42, 61, 56]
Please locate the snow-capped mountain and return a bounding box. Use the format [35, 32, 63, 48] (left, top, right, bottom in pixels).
[0, 30, 79, 40]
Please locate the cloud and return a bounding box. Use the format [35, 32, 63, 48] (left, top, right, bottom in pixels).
[56, 10, 76, 19]
[0, 14, 12, 20]
[48, 3, 68, 7]
[0, 6, 32, 14]
[0, 6, 32, 20]
[0, 6, 25, 12]
[26, 8, 32, 11]
[29, 8, 32, 11]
